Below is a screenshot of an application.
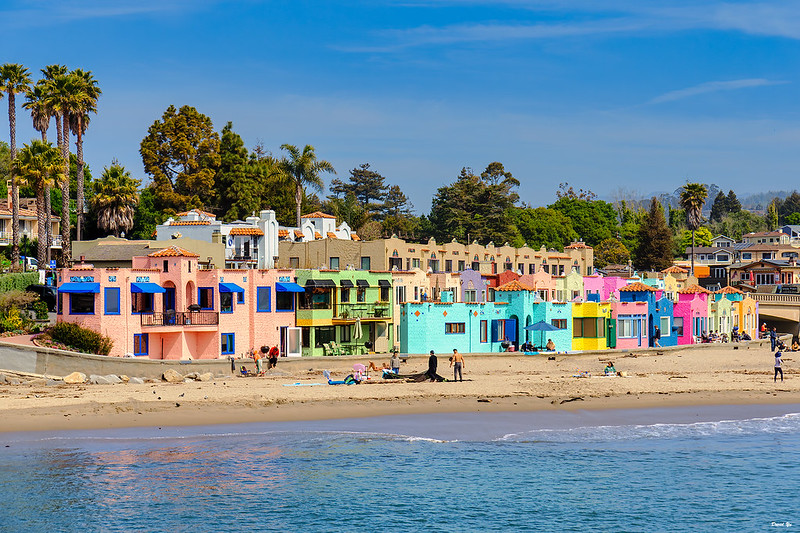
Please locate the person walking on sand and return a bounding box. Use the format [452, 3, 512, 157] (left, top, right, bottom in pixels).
[770, 327, 777, 351]
[653, 325, 662, 348]
[775, 351, 784, 382]
[450, 349, 464, 382]
[426, 350, 439, 381]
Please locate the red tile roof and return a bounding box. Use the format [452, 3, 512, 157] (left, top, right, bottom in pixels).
[327, 232, 338, 239]
[229, 227, 264, 236]
[678, 284, 712, 294]
[715, 286, 743, 294]
[148, 245, 200, 258]
[496, 280, 534, 292]
[351, 233, 361, 241]
[662, 265, 689, 274]
[278, 229, 289, 238]
[565, 241, 592, 249]
[619, 282, 656, 292]
[302, 211, 336, 219]
[167, 221, 210, 226]
[314, 231, 322, 239]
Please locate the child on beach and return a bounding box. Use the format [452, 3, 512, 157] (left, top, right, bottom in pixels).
[252, 349, 263, 375]
[775, 351, 784, 382]
[604, 362, 616, 375]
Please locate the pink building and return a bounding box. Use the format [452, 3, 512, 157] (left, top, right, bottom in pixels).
[673, 284, 712, 345]
[583, 275, 629, 301]
[519, 270, 556, 301]
[57, 246, 300, 359]
[612, 283, 653, 349]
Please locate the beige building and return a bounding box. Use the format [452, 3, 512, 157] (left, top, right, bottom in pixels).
[0, 196, 61, 251]
[278, 236, 594, 277]
[72, 236, 226, 268]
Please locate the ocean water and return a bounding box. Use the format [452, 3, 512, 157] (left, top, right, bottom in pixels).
[2, 405, 799, 533]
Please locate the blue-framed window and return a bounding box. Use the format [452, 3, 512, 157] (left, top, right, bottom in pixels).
[221, 333, 235, 355]
[198, 287, 214, 310]
[104, 287, 120, 315]
[257, 287, 271, 312]
[220, 292, 234, 313]
[133, 333, 149, 356]
[131, 293, 154, 314]
[69, 294, 95, 315]
[237, 290, 245, 304]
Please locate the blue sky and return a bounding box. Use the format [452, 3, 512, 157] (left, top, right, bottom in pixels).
[3, 0, 800, 213]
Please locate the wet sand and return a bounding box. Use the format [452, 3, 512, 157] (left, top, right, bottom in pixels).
[1, 342, 797, 433]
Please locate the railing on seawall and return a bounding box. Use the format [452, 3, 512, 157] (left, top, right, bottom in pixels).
[750, 293, 800, 304]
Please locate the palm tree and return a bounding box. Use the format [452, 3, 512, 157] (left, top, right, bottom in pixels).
[679, 182, 708, 276]
[23, 81, 55, 264]
[38, 65, 68, 263]
[44, 71, 79, 267]
[92, 162, 140, 237]
[68, 69, 101, 241]
[0, 63, 32, 269]
[13, 141, 65, 265]
[279, 144, 335, 227]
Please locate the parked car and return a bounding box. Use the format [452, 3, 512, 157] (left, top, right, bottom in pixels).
[26, 284, 57, 312]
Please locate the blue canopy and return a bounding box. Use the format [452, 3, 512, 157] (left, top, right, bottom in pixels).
[524, 320, 559, 332]
[219, 282, 245, 293]
[58, 282, 100, 294]
[276, 282, 305, 293]
[131, 282, 166, 294]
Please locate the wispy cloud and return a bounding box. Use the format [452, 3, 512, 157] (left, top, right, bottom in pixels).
[649, 79, 787, 104]
[338, 1, 800, 53]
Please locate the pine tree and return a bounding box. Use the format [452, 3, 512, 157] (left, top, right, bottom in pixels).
[709, 191, 727, 223]
[726, 190, 741, 213]
[634, 197, 674, 271]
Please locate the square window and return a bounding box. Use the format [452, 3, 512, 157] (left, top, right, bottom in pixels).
[221, 333, 235, 355]
[276, 291, 295, 311]
[360, 256, 371, 270]
[104, 287, 120, 315]
[289, 257, 299, 268]
[131, 292, 154, 314]
[70, 293, 95, 315]
[330, 257, 340, 270]
[257, 287, 271, 312]
[198, 287, 214, 310]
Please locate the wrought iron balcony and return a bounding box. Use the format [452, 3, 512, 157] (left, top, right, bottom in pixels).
[334, 302, 391, 319]
[140, 311, 219, 327]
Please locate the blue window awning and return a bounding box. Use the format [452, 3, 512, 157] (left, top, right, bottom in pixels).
[219, 282, 245, 293]
[58, 282, 100, 294]
[131, 282, 166, 294]
[276, 282, 306, 293]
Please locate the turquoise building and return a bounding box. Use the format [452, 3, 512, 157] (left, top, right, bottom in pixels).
[493, 280, 573, 351]
[399, 302, 511, 354]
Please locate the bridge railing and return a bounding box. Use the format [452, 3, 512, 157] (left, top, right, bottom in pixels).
[750, 293, 800, 304]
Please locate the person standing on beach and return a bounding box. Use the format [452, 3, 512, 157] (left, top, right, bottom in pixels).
[770, 327, 777, 351]
[390, 352, 401, 374]
[775, 351, 784, 382]
[426, 350, 438, 381]
[653, 325, 662, 348]
[253, 349, 263, 375]
[450, 349, 464, 382]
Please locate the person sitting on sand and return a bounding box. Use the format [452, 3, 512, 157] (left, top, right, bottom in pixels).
[368, 361, 390, 372]
[546, 339, 556, 352]
[741, 331, 751, 341]
[732, 325, 740, 342]
[792, 341, 800, 352]
[604, 361, 616, 375]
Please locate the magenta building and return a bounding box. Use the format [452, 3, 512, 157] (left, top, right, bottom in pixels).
[672, 284, 712, 345]
[57, 246, 301, 359]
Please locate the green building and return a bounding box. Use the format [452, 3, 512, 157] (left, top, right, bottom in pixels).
[295, 269, 394, 356]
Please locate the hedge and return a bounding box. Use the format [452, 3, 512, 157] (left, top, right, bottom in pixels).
[0, 272, 39, 293]
[48, 322, 114, 356]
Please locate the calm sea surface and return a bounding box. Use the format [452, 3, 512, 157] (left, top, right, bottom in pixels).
[2, 404, 799, 532]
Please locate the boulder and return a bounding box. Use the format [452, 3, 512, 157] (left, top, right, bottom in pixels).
[129, 377, 145, 385]
[26, 378, 47, 386]
[103, 375, 123, 384]
[162, 369, 183, 383]
[184, 372, 200, 380]
[63, 372, 87, 384]
[197, 372, 214, 382]
[89, 374, 112, 385]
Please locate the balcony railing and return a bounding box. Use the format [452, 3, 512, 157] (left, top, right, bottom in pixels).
[334, 302, 391, 319]
[0, 231, 62, 247]
[140, 311, 219, 327]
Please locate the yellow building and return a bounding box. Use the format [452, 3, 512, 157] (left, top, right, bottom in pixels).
[571, 301, 612, 350]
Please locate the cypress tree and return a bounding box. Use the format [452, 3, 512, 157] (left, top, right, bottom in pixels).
[634, 197, 674, 271]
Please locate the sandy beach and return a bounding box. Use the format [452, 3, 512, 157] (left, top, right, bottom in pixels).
[1, 341, 797, 433]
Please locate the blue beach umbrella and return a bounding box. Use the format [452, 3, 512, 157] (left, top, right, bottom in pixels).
[524, 320, 559, 349]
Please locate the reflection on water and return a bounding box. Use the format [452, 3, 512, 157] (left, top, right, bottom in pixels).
[2, 412, 800, 532]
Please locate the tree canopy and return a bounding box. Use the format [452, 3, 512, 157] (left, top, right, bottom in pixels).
[634, 197, 674, 271]
[140, 105, 221, 213]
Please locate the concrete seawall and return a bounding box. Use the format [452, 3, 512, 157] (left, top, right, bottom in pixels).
[0, 335, 783, 381]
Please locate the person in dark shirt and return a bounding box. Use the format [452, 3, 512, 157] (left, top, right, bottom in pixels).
[426, 350, 438, 381]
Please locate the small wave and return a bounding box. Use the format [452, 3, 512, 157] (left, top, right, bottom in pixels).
[498, 412, 800, 443]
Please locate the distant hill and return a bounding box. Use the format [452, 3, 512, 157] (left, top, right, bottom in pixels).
[647, 185, 795, 213]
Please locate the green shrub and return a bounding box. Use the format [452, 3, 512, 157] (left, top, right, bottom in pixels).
[0, 272, 38, 293]
[48, 322, 114, 355]
[32, 300, 49, 320]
